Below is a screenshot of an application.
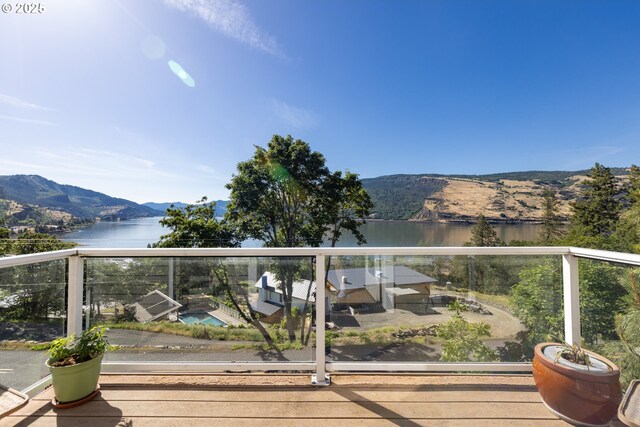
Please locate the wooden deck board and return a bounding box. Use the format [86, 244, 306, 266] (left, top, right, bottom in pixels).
[29, 388, 544, 403]
[1, 375, 576, 426]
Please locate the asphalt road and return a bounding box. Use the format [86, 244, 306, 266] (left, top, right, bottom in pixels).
[0, 350, 49, 391]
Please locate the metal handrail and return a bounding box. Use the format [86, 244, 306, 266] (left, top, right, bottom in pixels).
[2, 245, 640, 389]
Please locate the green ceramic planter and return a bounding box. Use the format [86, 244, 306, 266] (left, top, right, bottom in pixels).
[46, 353, 103, 404]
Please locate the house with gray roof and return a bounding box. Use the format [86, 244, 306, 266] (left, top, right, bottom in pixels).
[327, 265, 436, 314]
[251, 272, 316, 322]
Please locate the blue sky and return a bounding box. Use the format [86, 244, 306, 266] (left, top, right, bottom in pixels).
[1, 0, 640, 203]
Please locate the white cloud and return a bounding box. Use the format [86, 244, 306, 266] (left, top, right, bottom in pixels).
[164, 0, 284, 57]
[0, 115, 57, 126]
[273, 100, 319, 129]
[0, 94, 51, 110]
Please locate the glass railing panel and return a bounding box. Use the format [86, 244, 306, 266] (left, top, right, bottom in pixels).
[0, 259, 67, 390]
[326, 254, 563, 364]
[85, 256, 316, 365]
[577, 259, 639, 389]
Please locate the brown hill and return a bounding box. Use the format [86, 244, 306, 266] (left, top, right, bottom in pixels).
[362, 169, 630, 222]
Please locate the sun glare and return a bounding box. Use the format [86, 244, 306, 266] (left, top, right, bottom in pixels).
[168, 60, 196, 88]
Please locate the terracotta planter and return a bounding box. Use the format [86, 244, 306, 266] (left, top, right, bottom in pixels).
[532, 343, 622, 426]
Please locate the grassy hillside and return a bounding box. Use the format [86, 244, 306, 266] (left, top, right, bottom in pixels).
[362, 168, 630, 221]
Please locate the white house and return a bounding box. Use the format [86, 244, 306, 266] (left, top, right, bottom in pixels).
[251, 272, 316, 321]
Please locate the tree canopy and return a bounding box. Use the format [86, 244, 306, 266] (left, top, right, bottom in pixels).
[225, 134, 371, 248]
[570, 163, 621, 238]
[0, 231, 75, 256]
[225, 134, 372, 342]
[539, 189, 564, 244]
[466, 215, 503, 247]
[153, 198, 239, 248]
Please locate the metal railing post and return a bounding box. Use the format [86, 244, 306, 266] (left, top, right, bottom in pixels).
[562, 254, 580, 345]
[312, 254, 329, 385]
[67, 255, 84, 337]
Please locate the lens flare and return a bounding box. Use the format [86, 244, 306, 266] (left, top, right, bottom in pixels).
[168, 60, 195, 87]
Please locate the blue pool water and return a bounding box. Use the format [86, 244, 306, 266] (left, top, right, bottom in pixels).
[179, 311, 227, 327]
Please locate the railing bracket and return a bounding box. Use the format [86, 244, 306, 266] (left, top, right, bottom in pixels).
[311, 373, 330, 386]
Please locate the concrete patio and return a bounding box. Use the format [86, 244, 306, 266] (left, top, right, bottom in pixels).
[4, 374, 625, 426]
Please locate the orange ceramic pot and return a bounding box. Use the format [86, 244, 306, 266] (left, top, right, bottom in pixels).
[532, 343, 622, 427]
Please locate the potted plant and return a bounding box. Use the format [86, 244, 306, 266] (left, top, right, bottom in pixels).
[46, 326, 110, 406]
[533, 341, 622, 426]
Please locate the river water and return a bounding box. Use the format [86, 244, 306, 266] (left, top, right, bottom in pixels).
[61, 217, 542, 248]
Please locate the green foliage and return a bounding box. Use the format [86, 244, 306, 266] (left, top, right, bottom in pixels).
[603, 269, 640, 388]
[465, 215, 503, 247]
[322, 171, 373, 246]
[226, 134, 371, 248]
[106, 321, 265, 342]
[539, 189, 564, 244]
[578, 260, 626, 343]
[226, 134, 371, 343]
[362, 175, 446, 220]
[154, 197, 239, 248]
[0, 227, 10, 254]
[447, 300, 468, 315]
[511, 258, 625, 346]
[0, 231, 75, 256]
[47, 326, 110, 367]
[511, 260, 563, 342]
[570, 163, 622, 238]
[436, 313, 497, 362]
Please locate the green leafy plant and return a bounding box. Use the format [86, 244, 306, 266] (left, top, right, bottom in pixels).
[47, 326, 110, 367]
[447, 299, 468, 315]
[436, 313, 497, 362]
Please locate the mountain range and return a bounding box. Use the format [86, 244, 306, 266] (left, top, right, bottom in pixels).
[0, 175, 161, 225]
[0, 168, 632, 230]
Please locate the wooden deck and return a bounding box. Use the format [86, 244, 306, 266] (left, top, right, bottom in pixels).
[1, 374, 615, 426]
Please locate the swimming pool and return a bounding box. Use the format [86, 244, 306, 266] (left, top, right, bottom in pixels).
[179, 311, 227, 327]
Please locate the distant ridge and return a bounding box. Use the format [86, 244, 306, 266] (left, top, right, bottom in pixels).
[362, 167, 631, 221]
[367, 167, 629, 183]
[0, 175, 162, 221]
[143, 200, 228, 217]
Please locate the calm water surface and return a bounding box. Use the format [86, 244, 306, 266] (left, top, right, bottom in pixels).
[61, 217, 542, 248]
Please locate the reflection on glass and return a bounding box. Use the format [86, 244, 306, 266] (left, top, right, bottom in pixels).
[85, 256, 315, 363]
[326, 255, 562, 364]
[0, 260, 67, 390]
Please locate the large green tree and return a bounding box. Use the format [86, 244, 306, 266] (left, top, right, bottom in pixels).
[466, 215, 503, 247]
[226, 135, 372, 342]
[569, 163, 621, 238]
[154, 199, 280, 345]
[539, 189, 564, 244]
[564, 163, 638, 251]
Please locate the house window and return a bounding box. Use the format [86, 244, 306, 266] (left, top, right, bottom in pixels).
[268, 291, 283, 303]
